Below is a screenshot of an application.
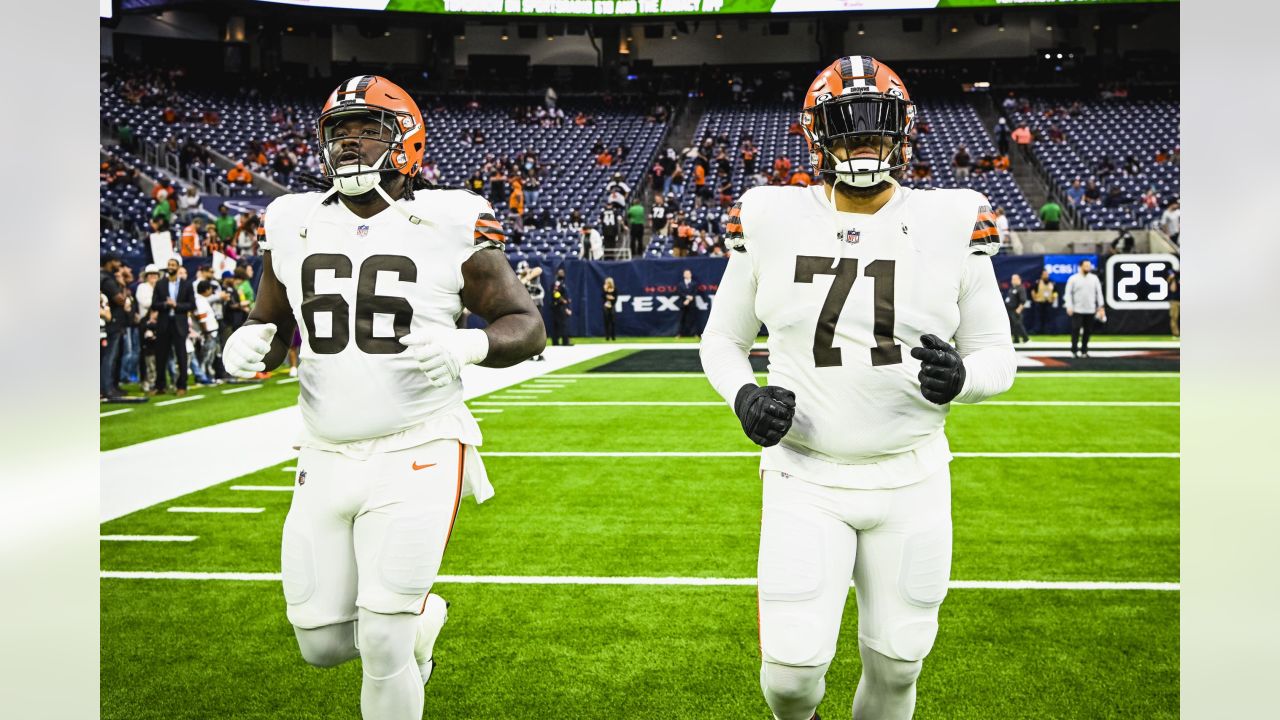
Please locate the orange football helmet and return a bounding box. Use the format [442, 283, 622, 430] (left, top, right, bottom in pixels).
[315, 75, 425, 195]
[800, 56, 915, 188]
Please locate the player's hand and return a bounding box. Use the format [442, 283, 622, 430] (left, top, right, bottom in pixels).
[400, 328, 490, 388]
[223, 322, 276, 379]
[910, 334, 967, 405]
[734, 384, 796, 447]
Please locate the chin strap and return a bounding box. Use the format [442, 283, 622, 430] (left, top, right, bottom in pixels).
[298, 186, 339, 240]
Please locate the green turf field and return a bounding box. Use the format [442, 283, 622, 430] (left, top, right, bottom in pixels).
[100, 350, 1179, 718]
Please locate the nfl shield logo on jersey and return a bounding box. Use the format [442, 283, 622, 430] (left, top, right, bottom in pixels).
[356, 224, 369, 237]
[838, 228, 861, 245]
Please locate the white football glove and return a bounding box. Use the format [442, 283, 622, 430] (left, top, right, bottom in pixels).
[222, 322, 277, 379]
[399, 328, 489, 388]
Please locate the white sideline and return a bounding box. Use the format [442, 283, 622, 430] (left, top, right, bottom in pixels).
[100, 535, 197, 542]
[97, 570, 1179, 592]
[167, 507, 264, 514]
[100, 345, 620, 522]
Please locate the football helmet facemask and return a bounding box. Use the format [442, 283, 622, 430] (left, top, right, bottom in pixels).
[316, 75, 425, 197]
[800, 56, 915, 190]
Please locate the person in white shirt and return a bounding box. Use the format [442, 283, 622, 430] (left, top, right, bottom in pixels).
[1158, 200, 1180, 244]
[177, 185, 202, 224]
[994, 206, 1021, 254]
[134, 264, 161, 394]
[580, 224, 604, 260]
[1063, 259, 1106, 357]
[700, 56, 1015, 720]
[193, 281, 220, 382]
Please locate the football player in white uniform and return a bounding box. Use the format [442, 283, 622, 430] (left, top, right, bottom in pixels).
[220, 76, 545, 720]
[700, 57, 1016, 720]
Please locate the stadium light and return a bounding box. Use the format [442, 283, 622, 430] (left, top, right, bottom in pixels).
[1056, 53, 1063, 59]
[949, 23, 958, 33]
[383, 31, 390, 37]
[1043, 53, 1051, 59]
[286, 26, 294, 32]
[1046, 24, 1053, 31]
[857, 23, 865, 36]
[997, 23, 1005, 32]
[501, 28, 509, 41]
[1093, 24, 1101, 31]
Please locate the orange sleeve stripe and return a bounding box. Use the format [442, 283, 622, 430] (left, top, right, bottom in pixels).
[976, 212, 997, 224]
[970, 226, 999, 241]
[475, 230, 506, 243]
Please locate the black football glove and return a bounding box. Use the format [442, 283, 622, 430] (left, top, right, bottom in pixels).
[734, 384, 796, 447]
[910, 334, 967, 405]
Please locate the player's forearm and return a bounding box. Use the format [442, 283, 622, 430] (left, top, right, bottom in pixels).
[479, 310, 546, 368]
[700, 329, 758, 405]
[955, 345, 1017, 403]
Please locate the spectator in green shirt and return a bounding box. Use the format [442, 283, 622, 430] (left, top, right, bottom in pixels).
[151, 190, 173, 229]
[234, 264, 255, 314]
[215, 205, 237, 244]
[1039, 200, 1063, 231]
[627, 201, 646, 259]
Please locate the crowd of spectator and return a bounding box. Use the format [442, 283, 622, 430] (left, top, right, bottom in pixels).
[100, 252, 261, 403]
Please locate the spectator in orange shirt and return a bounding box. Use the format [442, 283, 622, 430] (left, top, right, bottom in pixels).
[1011, 124, 1034, 147]
[693, 163, 710, 209]
[993, 154, 1011, 171]
[226, 161, 253, 185]
[508, 177, 525, 217]
[788, 170, 812, 187]
[773, 155, 792, 179]
[180, 216, 206, 257]
[741, 142, 757, 176]
[596, 150, 613, 166]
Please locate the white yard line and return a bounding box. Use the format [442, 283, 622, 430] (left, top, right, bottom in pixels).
[472, 401, 1175, 408]
[482, 451, 1178, 459]
[153, 395, 205, 407]
[276, 377, 299, 384]
[474, 401, 723, 407]
[221, 385, 263, 395]
[166, 507, 264, 514]
[99, 409, 133, 418]
[952, 452, 1179, 459]
[281, 467, 297, 472]
[469, 409, 504, 414]
[100, 535, 197, 542]
[547, 372, 1178, 379]
[974, 401, 1178, 407]
[97, 570, 1179, 592]
[229, 485, 296, 492]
